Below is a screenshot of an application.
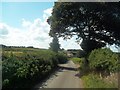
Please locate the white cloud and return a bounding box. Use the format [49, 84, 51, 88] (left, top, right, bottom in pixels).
[0, 7, 81, 50]
[0, 17, 52, 48]
[59, 37, 82, 50]
[43, 8, 52, 20]
[0, 19, 52, 48]
[0, 7, 53, 49]
[22, 19, 32, 27]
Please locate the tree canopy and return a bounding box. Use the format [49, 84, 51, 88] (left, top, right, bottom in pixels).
[48, 2, 120, 52]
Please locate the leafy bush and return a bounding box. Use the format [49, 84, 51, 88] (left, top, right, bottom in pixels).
[88, 48, 119, 72]
[2, 50, 60, 89]
[76, 50, 87, 58]
[57, 52, 68, 64]
[78, 57, 91, 75]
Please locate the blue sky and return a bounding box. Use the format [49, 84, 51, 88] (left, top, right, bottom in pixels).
[2, 2, 54, 27]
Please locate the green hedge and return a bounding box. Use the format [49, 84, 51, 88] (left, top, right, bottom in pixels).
[88, 48, 120, 72]
[57, 52, 68, 64]
[2, 50, 59, 89]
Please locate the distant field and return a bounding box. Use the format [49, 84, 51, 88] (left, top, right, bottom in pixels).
[2, 47, 48, 56]
[3, 47, 46, 52]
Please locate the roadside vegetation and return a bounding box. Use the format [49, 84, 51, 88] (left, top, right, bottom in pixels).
[70, 48, 119, 88]
[82, 73, 117, 88]
[2, 47, 68, 89]
[70, 57, 82, 64]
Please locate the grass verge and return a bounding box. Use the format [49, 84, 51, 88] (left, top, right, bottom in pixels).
[81, 73, 117, 88]
[70, 57, 81, 64]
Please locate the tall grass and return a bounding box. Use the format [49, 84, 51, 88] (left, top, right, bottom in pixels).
[82, 73, 117, 88]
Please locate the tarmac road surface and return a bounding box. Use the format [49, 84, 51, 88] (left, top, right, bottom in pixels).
[34, 60, 83, 89]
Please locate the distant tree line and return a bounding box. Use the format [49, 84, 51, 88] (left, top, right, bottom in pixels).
[0, 44, 34, 48]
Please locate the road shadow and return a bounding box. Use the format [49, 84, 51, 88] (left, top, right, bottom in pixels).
[32, 67, 60, 90]
[75, 72, 81, 78]
[58, 65, 78, 71]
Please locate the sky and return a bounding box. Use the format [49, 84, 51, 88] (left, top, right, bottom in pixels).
[0, 2, 119, 52]
[0, 2, 81, 50]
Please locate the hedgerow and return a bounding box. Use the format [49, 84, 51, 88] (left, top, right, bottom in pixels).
[88, 48, 120, 73]
[2, 50, 67, 89]
[57, 52, 68, 64]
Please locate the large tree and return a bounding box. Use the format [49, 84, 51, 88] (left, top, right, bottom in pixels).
[48, 2, 120, 53]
